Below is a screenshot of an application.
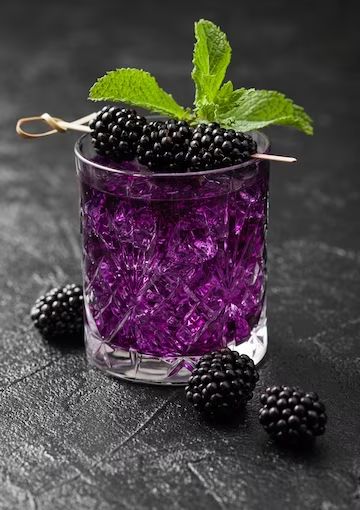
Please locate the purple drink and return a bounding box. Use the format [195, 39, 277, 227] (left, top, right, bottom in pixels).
[75, 132, 269, 384]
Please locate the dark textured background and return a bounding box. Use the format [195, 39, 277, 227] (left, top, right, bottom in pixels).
[1, 1, 360, 509]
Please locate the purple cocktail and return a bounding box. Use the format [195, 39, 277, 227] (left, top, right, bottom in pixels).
[75, 132, 269, 384]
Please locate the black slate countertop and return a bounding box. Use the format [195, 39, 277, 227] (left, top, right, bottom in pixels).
[1, 1, 360, 509]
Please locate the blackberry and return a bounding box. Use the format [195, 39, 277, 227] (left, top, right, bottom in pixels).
[186, 123, 257, 171]
[185, 348, 259, 417]
[31, 284, 84, 340]
[136, 119, 193, 171]
[259, 385, 327, 444]
[90, 106, 146, 161]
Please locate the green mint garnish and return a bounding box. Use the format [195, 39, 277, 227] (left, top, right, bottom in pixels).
[192, 19, 231, 109]
[89, 68, 191, 121]
[215, 88, 314, 134]
[89, 20, 313, 135]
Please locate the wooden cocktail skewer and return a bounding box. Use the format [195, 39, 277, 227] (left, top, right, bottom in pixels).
[16, 113, 96, 138]
[16, 113, 297, 163]
[251, 153, 296, 163]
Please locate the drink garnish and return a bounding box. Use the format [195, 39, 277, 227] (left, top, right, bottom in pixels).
[16, 19, 311, 167]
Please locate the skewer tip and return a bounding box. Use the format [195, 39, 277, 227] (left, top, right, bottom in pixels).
[252, 153, 297, 163]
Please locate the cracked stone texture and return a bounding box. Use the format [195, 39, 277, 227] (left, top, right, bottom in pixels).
[1, 0, 359, 509]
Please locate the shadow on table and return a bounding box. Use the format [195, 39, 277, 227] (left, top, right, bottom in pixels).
[45, 334, 85, 354]
[198, 407, 249, 430]
[261, 436, 329, 465]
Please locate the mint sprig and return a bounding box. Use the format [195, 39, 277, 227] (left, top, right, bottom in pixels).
[89, 20, 313, 135]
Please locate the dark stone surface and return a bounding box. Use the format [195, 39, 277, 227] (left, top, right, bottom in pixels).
[1, 1, 360, 508]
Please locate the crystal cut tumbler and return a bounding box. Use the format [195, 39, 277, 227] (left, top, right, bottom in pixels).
[75, 131, 269, 384]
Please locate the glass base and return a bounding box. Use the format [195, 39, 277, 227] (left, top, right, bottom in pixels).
[85, 316, 267, 386]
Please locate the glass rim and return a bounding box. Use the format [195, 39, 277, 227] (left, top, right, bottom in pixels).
[74, 130, 270, 178]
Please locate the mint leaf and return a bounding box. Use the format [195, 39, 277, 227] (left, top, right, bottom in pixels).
[194, 82, 235, 122]
[215, 88, 313, 135]
[89, 68, 190, 120]
[214, 81, 234, 106]
[192, 20, 231, 111]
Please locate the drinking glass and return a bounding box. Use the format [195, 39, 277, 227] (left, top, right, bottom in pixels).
[75, 131, 269, 384]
